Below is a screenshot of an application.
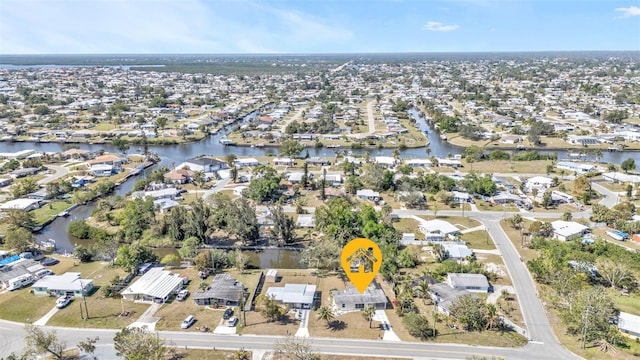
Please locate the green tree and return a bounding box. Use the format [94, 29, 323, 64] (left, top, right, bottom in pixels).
[560, 286, 618, 348]
[274, 336, 321, 360]
[280, 139, 304, 158]
[227, 198, 260, 245]
[11, 178, 38, 198]
[561, 212, 573, 221]
[155, 117, 167, 130]
[178, 236, 200, 260]
[621, 158, 635, 174]
[193, 250, 212, 272]
[363, 305, 376, 328]
[115, 244, 157, 274]
[112, 138, 130, 154]
[257, 294, 287, 322]
[449, 295, 487, 331]
[402, 313, 434, 340]
[4, 227, 33, 252]
[234, 249, 249, 272]
[243, 165, 281, 203]
[113, 327, 166, 360]
[316, 306, 335, 328]
[160, 254, 180, 267]
[4, 209, 36, 231]
[269, 205, 295, 246]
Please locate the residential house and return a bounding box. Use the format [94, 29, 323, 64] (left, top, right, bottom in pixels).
[0, 259, 42, 289]
[90, 164, 114, 177]
[164, 168, 195, 184]
[500, 135, 522, 144]
[273, 158, 295, 166]
[121, 267, 184, 303]
[603, 172, 640, 184]
[32, 272, 94, 297]
[180, 157, 228, 173]
[356, 189, 380, 201]
[452, 191, 473, 203]
[526, 176, 553, 191]
[332, 282, 387, 311]
[374, 156, 396, 168]
[418, 219, 459, 241]
[446, 273, 491, 293]
[618, 312, 640, 338]
[556, 161, 596, 174]
[10, 167, 40, 178]
[132, 187, 180, 201]
[0, 198, 41, 211]
[87, 154, 124, 174]
[490, 192, 526, 205]
[233, 158, 260, 168]
[550, 220, 589, 241]
[287, 172, 305, 184]
[265, 283, 317, 309]
[192, 274, 245, 306]
[296, 214, 315, 228]
[405, 159, 432, 168]
[305, 157, 331, 166]
[440, 242, 474, 260]
[428, 282, 472, 316]
[437, 159, 462, 168]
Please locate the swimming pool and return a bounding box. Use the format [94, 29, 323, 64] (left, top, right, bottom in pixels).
[0, 254, 20, 266]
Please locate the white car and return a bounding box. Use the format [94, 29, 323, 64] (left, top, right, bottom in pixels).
[227, 316, 238, 327]
[181, 315, 195, 329]
[56, 296, 72, 309]
[176, 289, 189, 301]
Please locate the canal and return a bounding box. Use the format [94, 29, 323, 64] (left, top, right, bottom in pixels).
[152, 247, 304, 269]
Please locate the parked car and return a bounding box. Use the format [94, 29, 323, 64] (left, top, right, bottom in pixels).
[56, 295, 72, 309]
[181, 315, 195, 329]
[176, 290, 189, 301]
[223, 308, 234, 320]
[227, 316, 238, 327]
[35, 269, 54, 279]
[41, 257, 59, 266]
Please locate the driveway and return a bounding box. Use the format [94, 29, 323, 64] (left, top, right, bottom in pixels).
[373, 310, 400, 341]
[128, 303, 162, 331]
[294, 309, 310, 338]
[33, 305, 60, 326]
[213, 316, 237, 335]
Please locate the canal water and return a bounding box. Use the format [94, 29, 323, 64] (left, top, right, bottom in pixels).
[152, 247, 304, 269]
[18, 108, 640, 254]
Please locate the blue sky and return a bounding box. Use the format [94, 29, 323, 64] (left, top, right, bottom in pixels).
[1, 0, 639, 54]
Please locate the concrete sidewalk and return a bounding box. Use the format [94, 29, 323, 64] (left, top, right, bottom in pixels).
[33, 306, 59, 326]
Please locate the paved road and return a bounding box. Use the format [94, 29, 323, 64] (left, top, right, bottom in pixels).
[0, 318, 569, 360]
[279, 107, 306, 133]
[366, 100, 376, 134]
[38, 165, 70, 185]
[202, 177, 232, 201]
[591, 181, 620, 208]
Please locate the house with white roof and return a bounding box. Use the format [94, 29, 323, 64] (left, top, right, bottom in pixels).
[526, 176, 554, 191]
[446, 273, 491, 293]
[121, 267, 184, 303]
[373, 156, 396, 168]
[603, 172, 640, 184]
[273, 157, 295, 166]
[356, 189, 380, 201]
[0, 198, 41, 211]
[619, 312, 640, 338]
[265, 283, 316, 309]
[556, 161, 596, 174]
[405, 159, 432, 168]
[296, 214, 315, 228]
[233, 158, 260, 168]
[332, 282, 387, 311]
[550, 220, 589, 241]
[441, 242, 474, 260]
[32, 272, 94, 298]
[419, 219, 459, 241]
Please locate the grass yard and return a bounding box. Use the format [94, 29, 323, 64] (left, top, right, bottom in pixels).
[0, 288, 57, 323]
[497, 293, 524, 328]
[460, 159, 554, 175]
[499, 220, 538, 263]
[307, 310, 384, 340]
[609, 290, 640, 316]
[417, 215, 480, 230]
[239, 310, 299, 336]
[47, 295, 150, 328]
[32, 200, 74, 225]
[393, 218, 421, 236]
[177, 349, 245, 360]
[460, 230, 496, 250]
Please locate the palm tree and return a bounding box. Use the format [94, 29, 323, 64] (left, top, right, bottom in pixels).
[362, 305, 376, 328]
[485, 303, 498, 330]
[316, 306, 334, 328]
[193, 170, 205, 198]
[417, 281, 430, 304]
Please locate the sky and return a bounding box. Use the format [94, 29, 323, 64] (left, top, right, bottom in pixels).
[0, 0, 639, 54]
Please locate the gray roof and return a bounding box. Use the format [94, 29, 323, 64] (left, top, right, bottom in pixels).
[447, 273, 490, 289]
[332, 282, 387, 305]
[266, 284, 316, 305]
[193, 273, 244, 302]
[0, 259, 40, 283]
[428, 282, 471, 312]
[32, 272, 92, 292]
[121, 267, 184, 300]
[442, 242, 473, 259]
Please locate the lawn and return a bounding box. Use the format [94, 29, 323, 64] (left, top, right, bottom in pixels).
[460, 230, 496, 250]
[307, 310, 383, 340]
[0, 288, 57, 323]
[239, 310, 299, 336]
[609, 290, 640, 316]
[393, 218, 421, 235]
[177, 349, 244, 360]
[92, 123, 117, 131]
[417, 215, 480, 230]
[32, 200, 74, 225]
[459, 159, 555, 175]
[47, 295, 150, 329]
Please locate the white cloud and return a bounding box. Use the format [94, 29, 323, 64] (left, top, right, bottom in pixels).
[0, 0, 353, 54]
[615, 6, 640, 18]
[424, 21, 460, 32]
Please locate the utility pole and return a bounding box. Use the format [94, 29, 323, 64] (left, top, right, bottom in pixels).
[80, 280, 89, 320]
[433, 299, 438, 338]
[581, 305, 591, 349]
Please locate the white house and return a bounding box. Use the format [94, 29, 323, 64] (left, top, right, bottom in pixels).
[0, 198, 41, 212]
[121, 267, 184, 303]
[556, 161, 595, 174]
[441, 242, 474, 260]
[603, 172, 640, 184]
[550, 220, 589, 241]
[418, 219, 459, 241]
[265, 283, 316, 309]
[526, 176, 554, 191]
[619, 312, 640, 338]
[179, 157, 228, 173]
[233, 158, 260, 168]
[332, 282, 387, 311]
[446, 273, 491, 293]
[356, 189, 380, 201]
[374, 156, 396, 168]
[296, 214, 315, 228]
[405, 159, 432, 168]
[452, 191, 473, 203]
[32, 272, 94, 297]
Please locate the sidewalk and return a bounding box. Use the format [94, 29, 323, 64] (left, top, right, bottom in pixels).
[33, 306, 59, 326]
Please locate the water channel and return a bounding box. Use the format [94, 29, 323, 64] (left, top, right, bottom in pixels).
[8, 108, 637, 260]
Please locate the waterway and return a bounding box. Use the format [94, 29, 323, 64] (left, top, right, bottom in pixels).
[18, 108, 640, 253]
[152, 247, 304, 269]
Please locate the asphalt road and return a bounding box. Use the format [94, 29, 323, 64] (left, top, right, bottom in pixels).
[37, 165, 70, 185]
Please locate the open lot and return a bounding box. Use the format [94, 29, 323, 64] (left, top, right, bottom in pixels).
[460, 229, 496, 250]
[0, 288, 57, 323]
[307, 310, 383, 340]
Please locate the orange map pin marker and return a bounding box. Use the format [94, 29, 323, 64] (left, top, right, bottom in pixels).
[341, 238, 382, 293]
